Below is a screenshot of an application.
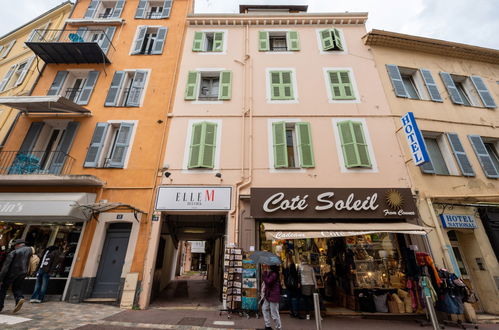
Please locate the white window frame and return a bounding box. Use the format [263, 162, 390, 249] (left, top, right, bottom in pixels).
[322, 67, 361, 104]
[116, 69, 151, 107]
[1, 57, 33, 92]
[181, 119, 223, 173]
[267, 118, 306, 173]
[450, 75, 482, 107]
[422, 131, 460, 176]
[481, 137, 499, 172]
[194, 29, 228, 55]
[95, 120, 138, 169]
[145, 0, 166, 19]
[191, 68, 226, 105]
[331, 118, 378, 173]
[315, 28, 348, 55]
[59, 69, 94, 101]
[260, 29, 295, 54]
[398, 67, 430, 101]
[129, 25, 165, 55]
[95, 0, 119, 19]
[265, 67, 299, 104]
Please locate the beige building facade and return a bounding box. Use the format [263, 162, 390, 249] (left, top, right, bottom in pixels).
[365, 30, 499, 314]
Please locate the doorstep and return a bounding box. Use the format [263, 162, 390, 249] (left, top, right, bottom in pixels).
[83, 298, 117, 303]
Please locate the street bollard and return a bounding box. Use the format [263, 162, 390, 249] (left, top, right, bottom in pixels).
[425, 295, 439, 330]
[313, 293, 322, 330]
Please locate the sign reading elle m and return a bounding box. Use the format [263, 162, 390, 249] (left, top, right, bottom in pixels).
[155, 186, 232, 211]
[401, 112, 430, 166]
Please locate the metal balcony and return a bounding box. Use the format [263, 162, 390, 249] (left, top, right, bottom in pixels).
[25, 29, 114, 64]
[0, 150, 75, 176]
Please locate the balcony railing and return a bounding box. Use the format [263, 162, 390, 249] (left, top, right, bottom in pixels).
[121, 87, 144, 107]
[146, 11, 164, 19]
[0, 150, 75, 176]
[64, 88, 83, 102]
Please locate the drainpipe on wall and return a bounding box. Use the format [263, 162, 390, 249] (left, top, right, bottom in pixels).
[425, 197, 455, 272]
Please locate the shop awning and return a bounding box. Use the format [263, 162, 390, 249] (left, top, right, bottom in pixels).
[0, 96, 91, 115]
[263, 222, 431, 240]
[0, 193, 96, 222]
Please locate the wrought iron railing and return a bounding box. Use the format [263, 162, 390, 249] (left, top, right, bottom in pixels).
[121, 87, 144, 106]
[0, 150, 75, 175]
[27, 29, 114, 49]
[64, 88, 83, 102]
[146, 11, 163, 19]
[98, 12, 114, 19]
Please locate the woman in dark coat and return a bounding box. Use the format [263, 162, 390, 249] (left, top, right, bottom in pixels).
[262, 264, 282, 330]
[284, 262, 301, 318]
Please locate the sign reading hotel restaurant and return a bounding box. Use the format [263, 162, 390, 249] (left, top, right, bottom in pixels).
[250, 188, 416, 219]
[440, 214, 477, 229]
[401, 112, 430, 166]
[156, 186, 232, 211]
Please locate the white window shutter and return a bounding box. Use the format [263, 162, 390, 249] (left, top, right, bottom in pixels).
[132, 26, 148, 55]
[151, 27, 168, 54]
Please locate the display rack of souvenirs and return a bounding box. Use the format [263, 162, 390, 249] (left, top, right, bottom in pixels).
[241, 258, 258, 312]
[222, 247, 243, 311]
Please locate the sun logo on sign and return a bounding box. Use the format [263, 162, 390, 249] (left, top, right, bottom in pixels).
[386, 189, 403, 210]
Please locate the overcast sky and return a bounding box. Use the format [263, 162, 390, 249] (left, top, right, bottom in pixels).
[1, 0, 498, 49]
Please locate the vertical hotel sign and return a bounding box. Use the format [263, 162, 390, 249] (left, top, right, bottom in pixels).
[401, 112, 430, 166]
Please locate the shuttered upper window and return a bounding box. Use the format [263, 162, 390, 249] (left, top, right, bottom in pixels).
[192, 31, 225, 52]
[318, 28, 344, 52]
[326, 70, 356, 100]
[268, 70, 295, 101]
[131, 26, 168, 55]
[0, 40, 16, 59]
[258, 31, 299, 52]
[46, 70, 100, 105]
[385, 65, 443, 102]
[0, 57, 35, 92]
[440, 73, 496, 108]
[271, 121, 314, 169]
[135, 0, 173, 19]
[187, 121, 218, 169]
[105, 70, 149, 107]
[84, 0, 125, 19]
[84, 121, 135, 168]
[184, 70, 232, 101]
[337, 120, 372, 169]
[468, 135, 499, 178]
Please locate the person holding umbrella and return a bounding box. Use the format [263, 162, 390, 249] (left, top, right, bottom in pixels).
[262, 264, 282, 330]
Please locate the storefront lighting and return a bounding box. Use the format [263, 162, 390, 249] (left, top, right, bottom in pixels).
[184, 229, 206, 234]
[65, 222, 75, 226]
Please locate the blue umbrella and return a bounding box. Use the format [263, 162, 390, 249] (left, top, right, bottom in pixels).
[249, 251, 282, 265]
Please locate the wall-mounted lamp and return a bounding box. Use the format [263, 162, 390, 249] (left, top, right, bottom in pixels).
[164, 171, 171, 178]
[215, 172, 222, 178]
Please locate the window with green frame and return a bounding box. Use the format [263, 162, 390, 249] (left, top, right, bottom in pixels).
[269, 71, 294, 100]
[319, 28, 344, 51]
[337, 120, 371, 168]
[184, 70, 232, 101]
[192, 31, 224, 52]
[328, 70, 355, 100]
[272, 121, 314, 169]
[188, 121, 217, 169]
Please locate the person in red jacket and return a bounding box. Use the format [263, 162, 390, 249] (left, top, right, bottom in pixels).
[262, 264, 282, 330]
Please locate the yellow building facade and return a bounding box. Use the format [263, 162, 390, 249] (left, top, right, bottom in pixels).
[0, 1, 73, 146]
[0, 0, 191, 308]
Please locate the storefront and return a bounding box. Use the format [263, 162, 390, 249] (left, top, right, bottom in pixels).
[0, 192, 95, 298]
[250, 188, 434, 314]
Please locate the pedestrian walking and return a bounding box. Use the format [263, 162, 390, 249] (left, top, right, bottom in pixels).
[30, 245, 62, 303]
[262, 264, 282, 330]
[0, 239, 33, 313]
[283, 260, 301, 318]
[298, 256, 317, 320]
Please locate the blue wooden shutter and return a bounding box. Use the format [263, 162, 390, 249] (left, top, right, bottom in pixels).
[468, 135, 499, 178]
[105, 71, 125, 106]
[132, 26, 147, 55]
[386, 65, 408, 98]
[446, 133, 474, 177]
[470, 76, 496, 108]
[77, 71, 99, 105]
[49, 121, 79, 174]
[420, 69, 443, 102]
[112, 0, 125, 18]
[440, 72, 463, 105]
[151, 27, 168, 54]
[200, 122, 217, 168]
[47, 71, 68, 96]
[188, 122, 203, 168]
[272, 121, 288, 168]
[85, 0, 100, 18]
[19, 122, 44, 153]
[99, 26, 116, 55]
[127, 70, 147, 106]
[108, 122, 134, 168]
[296, 122, 314, 168]
[135, 0, 147, 18]
[419, 137, 436, 174]
[0, 65, 15, 91]
[161, 0, 172, 18]
[84, 123, 109, 167]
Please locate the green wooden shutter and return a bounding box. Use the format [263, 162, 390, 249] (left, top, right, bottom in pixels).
[386, 65, 408, 98]
[184, 71, 199, 100]
[201, 122, 217, 168]
[213, 32, 224, 52]
[270, 71, 294, 100]
[296, 122, 314, 168]
[219, 71, 232, 100]
[188, 123, 203, 168]
[446, 133, 475, 177]
[329, 71, 355, 100]
[281, 71, 294, 99]
[259, 31, 269, 51]
[338, 121, 371, 168]
[272, 122, 288, 168]
[320, 29, 334, 51]
[287, 31, 300, 51]
[470, 76, 496, 108]
[270, 71, 281, 100]
[192, 32, 204, 51]
[332, 28, 343, 51]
